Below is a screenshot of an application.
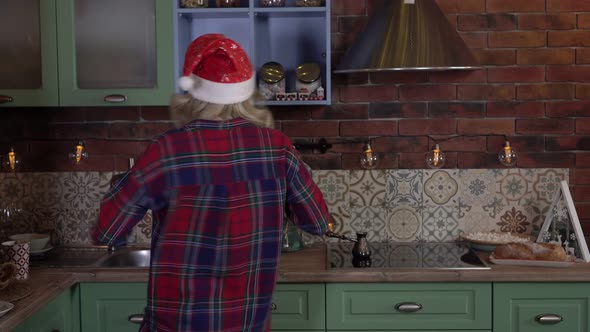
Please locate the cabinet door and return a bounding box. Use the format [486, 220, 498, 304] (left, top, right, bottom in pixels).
[80, 283, 147, 332]
[13, 285, 80, 332]
[56, 0, 174, 106]
[494, 282, 590, 332]
[271, 283, 325, 331]
[0, 0, 59, 107]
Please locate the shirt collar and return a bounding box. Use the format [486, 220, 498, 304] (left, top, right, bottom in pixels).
[185, 118, 253, 130]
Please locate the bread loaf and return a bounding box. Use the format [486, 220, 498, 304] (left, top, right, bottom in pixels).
[493, 242, 567, 261]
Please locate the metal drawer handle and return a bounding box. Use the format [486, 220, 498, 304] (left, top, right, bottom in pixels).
[535, 313, 563, 325]
[271, 303, 277, 311]
[104, 94, 127, 103]
[128, 314, 144, 324]
[394, 302, 423, 313]
[0, 95, 14, 103]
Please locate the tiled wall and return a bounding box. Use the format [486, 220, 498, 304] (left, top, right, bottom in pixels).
[0, 168, 568, 246]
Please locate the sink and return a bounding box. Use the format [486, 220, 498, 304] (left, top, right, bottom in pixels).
[94, 249, 151, 268]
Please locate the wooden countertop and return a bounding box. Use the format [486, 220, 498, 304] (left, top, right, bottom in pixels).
[2, 243, 590, 330]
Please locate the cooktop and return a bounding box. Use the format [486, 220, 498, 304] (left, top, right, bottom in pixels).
[326, 241, 490, 270]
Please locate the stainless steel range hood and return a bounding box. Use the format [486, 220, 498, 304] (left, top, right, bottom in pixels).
[334, 0, 480, 73]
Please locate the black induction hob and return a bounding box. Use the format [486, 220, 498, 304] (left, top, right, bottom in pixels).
[326, 241, 490, 270]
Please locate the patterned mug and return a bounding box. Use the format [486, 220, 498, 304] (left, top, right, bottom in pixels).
[1, 241, 29, 280]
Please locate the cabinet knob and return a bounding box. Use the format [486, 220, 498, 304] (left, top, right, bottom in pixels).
[394, 302, 423, 313]
[535, 313, 563, 325]
[0, 95, 14, 104]
[128, 313, 144, 324]
[104, 94, 128, 103]
[271, 303, 277, 311]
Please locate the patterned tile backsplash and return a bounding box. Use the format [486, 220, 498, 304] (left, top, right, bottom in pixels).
[0, 169, 568, 247]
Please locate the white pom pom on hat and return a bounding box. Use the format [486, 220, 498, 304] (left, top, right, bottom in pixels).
[178, 34, 255, 104]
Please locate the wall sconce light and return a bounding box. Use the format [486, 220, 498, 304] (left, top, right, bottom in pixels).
[425, 144, 445, 169]
[4, 147, 21, 172]
[68, 140, 89, 165]
[359, 142, 379, 170]
[498, 140, 517, 167]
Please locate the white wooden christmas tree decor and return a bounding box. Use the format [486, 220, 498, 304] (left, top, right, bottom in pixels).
[536, 180, 590, 262]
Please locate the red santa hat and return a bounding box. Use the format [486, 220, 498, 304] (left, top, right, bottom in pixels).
[178, 34, 255, 104]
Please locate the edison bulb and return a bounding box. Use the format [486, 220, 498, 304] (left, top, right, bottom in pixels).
[4, 147, 20, 172]
[359, 143, 379, 170]
[68, 141, 89, 165]
[425, 144, 445, 169]
[498, 141, 517, 166]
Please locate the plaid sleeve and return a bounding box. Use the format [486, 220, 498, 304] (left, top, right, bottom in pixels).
[93, 141, 165, 245]
[284, 146, 330, 236]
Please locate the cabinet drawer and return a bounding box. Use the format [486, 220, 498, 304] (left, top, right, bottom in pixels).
[271, 283, 325, 330]
[494, 283, 590, 332]
[326, 283, 491, 330]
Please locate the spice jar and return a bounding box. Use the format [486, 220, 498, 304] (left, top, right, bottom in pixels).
[216, 0, 240, 7]
[296, 0, 323, 6]
[181, 0, 208, 8]
[259, 0, 285, 7]
[258, 62, 285, 100]
[295, 62, 321, 95]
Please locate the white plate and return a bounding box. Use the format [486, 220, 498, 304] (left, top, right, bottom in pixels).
[0, 301, 14, 317]
[489, 254, 575, 268]
[30, 245, 54, 256]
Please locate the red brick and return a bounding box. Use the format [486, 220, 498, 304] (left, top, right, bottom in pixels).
[516, 119, 575, 135]
[457, 119, 515, 135]
[575, 186, 590, 202]
[332, 72, 369, 86]
[547, 66, 590, 82]
[517, 152, 575, 168]
[577, 119, 590, 134]
[399, 85, 457, 101]
[517, 84, 574, 100]
[369, 102, 428, 118]
[108, 122, 174, 140]
[579, 14, 590, 29]
[489, 31, 546, 48]
[517, 48, 575, 65]
[428, 102, 485, 118]
[547, 0, 590, 12]
[546, 136, 590, 151]
[549, 31, 590, 47]
[372, 136, 429, 153]
[339, 86, 398, 103]
[486, 102, 544, 117]
[571, 169, 590, 185]
[87, 140, 150, 155]
[487, 135, 545, 152]
[370, 72, 428, 85]
[311, 104, 368, 120]
[331, 0, 367, 15]
[337, 16, 368, 34]
[546, 101, 590, 117]
[434, 0, 458, 13]
[398, 153, 430, 169]
[487, 67, 545, 83]
[518, 14, 576, 30]
[459, 32, 488, 48]
[472, 49, 516, 65]
[487, 0, 545, 12]
[428, 69, 486, 83]
[576, 49, 590, 65]
[458, 14, 516, 31]
[301, 154, 342, 170]
[340, 120, 398, 136]
[330, 32, 356, 53]
[141, 106, 170, 121]
[577, 153, 590, 167]
[433, 136, 486, 151]
[457, 0, 486, 13]
[51, 123, 110, 139]
[282, 121, 339, 137]
[458, 84, 515, 101]
[272, 107, 312, 121]
[399, 119, 456, 135]
[457, 152, 505, 168]
[342, 152, 397, 170]
[576, 84, 590, 99]
[84, 107, 141, 122]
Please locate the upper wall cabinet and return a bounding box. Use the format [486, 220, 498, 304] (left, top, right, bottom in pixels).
[56, 0, 174, 106]
[174, 0, 331, 106]
[0, 0, 174, 107]
[0, 0, 59, 107]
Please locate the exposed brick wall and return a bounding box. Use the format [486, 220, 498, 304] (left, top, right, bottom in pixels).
[0, 0, 589, 230]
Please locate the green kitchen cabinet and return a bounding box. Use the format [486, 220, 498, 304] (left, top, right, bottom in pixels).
[326, 283, 492, 331]
[13, 285, 80, 332]
[494, 282, 590, 332]
[0, 0, 59, 107]
[271, 283, 325, 331]
[80, 283, 147, 332]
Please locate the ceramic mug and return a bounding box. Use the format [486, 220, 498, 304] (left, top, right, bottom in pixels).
[1, 241, 29, 280]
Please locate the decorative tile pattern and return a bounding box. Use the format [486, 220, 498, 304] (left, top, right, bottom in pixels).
[386, 206, 421, 242]
[349, 170, 387, 209]
[386, 170, 422, 207]
[423, 170, 459, 206]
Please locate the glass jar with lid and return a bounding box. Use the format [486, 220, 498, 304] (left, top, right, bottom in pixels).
[217, 0, 240, 7]
[259, 0, 285, 7]
[296, 0, 323, 6]
[181, 0, 208, 8]
[258, 61, 285, 100]
[295, 62, 322, 95]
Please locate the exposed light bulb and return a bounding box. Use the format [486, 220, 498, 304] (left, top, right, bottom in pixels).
[498, 140, 517, 166]
[5, 147, 20, 172]
[359, 143, 379, 170]
[425, 144, 445, 169]
[68, 140, 89, 165]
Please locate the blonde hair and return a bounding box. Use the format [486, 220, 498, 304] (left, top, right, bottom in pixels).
[169, 93, 274, 129]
